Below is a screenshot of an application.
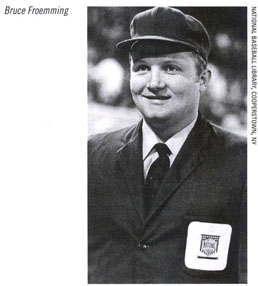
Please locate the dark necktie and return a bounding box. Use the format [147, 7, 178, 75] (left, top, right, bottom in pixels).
[144, 143, 171, 217]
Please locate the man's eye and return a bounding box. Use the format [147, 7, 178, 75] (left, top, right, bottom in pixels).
[134, 65, 150, 72]
[164, 65, 179, 72]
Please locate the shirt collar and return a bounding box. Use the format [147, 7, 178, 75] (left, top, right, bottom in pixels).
[142, 116, 197, 160]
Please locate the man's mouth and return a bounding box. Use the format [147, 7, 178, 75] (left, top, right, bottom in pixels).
[142, 95, 171, 100]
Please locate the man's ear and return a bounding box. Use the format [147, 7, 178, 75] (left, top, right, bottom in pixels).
[199, 68, 211, 93]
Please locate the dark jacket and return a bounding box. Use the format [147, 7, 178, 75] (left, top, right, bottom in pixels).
[88, 115, 247, 283]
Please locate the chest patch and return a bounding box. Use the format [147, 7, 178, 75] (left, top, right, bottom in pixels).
[185, 221, 232, 271]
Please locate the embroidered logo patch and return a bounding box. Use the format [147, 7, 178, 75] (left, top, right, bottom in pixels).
[185, 221, 232, 271]
[199, 234, 220, 258]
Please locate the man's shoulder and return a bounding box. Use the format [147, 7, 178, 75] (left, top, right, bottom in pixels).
[204, 121, 247, 163]
[210, 122, 247, 149]
[88, 123, 139, 153]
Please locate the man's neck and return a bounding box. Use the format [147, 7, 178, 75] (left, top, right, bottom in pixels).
[144, 116, 197, 142]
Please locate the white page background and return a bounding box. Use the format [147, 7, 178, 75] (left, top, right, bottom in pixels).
[0, 1, 86, 285]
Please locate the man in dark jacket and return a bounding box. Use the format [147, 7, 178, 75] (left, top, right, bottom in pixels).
[88, 6, 247, 283]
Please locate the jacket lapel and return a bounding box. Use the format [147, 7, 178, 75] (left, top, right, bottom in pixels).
[145, 115, 213, 223]
[117, 121, 146, 224]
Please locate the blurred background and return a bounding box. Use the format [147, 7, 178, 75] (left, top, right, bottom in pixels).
[88, 7, 247, 136]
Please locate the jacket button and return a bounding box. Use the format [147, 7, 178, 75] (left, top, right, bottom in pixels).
[137, 243, 150, 250]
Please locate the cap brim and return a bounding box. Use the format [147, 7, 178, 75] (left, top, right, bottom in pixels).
[116, 35, 199, 54]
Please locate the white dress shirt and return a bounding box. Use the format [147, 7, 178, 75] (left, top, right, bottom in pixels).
[142, 117, 197, 180]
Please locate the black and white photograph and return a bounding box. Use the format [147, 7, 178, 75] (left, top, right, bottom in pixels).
[88, 6, 247, 283]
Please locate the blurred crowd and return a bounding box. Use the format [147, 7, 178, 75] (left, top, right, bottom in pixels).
[88, 7, 247, 136]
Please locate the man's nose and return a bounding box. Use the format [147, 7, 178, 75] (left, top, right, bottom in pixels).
[147, 68, 165, 91]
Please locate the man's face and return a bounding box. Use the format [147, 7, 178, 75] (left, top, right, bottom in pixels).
[130, 51, 204, 132]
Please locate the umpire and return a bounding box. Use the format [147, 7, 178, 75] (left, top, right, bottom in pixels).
[88, 7, 247, 283]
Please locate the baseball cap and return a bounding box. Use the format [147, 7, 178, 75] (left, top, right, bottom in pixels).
[116, 6, 211, 62]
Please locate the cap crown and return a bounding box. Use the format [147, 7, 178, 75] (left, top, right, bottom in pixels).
[117, 7, 211, 62]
